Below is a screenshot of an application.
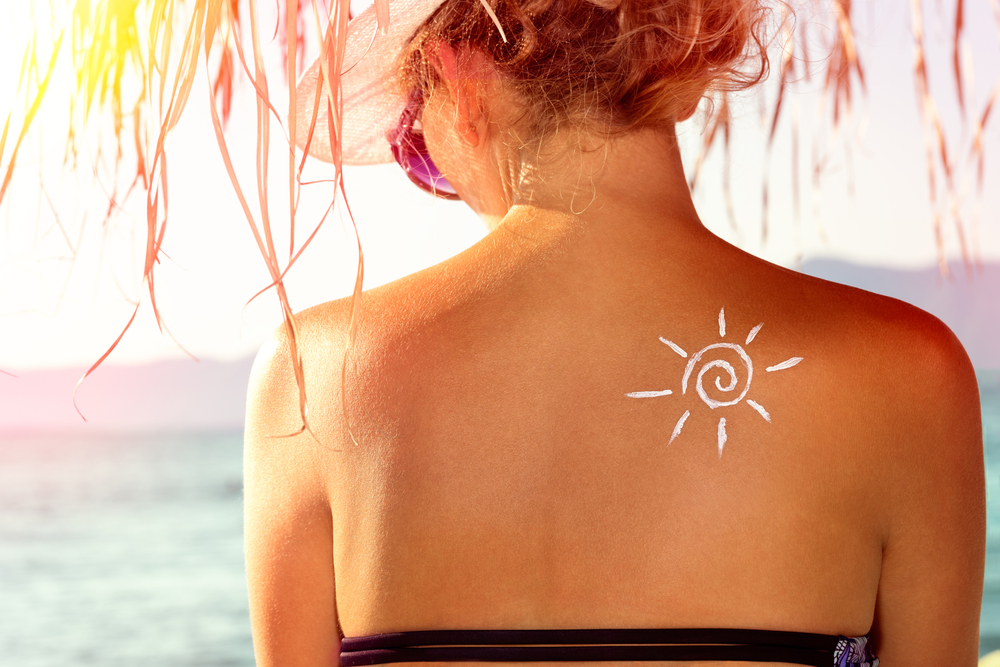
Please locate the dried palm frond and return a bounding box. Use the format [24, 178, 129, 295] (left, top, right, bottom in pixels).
[690, 0, 992, 275]
[911, 0, 956, 275]
[0, 31, 65, 211]
[760, 0, 797, 245]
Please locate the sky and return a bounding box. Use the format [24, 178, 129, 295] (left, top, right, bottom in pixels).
[0, 0, 998, 372]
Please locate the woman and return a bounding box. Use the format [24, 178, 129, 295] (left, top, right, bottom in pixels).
[243, 1, 986, 665]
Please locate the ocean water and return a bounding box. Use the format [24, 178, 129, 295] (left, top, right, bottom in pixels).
[983, 369, 1000, 656]
[1, 374, 998, 666]
[0, 433, 252, 667]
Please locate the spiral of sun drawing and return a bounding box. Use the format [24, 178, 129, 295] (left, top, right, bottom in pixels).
[625, 307, 803, 457]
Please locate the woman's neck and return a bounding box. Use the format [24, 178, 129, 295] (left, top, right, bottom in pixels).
[479, 125, 707, 256]
[489, 126, 702, 235]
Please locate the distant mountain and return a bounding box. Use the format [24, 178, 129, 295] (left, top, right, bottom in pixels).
[0, 357, 255, 434]
[1, 260, 996, 434]
[800, 259, 999, 369]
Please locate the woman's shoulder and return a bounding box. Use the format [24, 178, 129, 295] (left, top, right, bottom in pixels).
[762, 262, 980, 459]
[244, 276, 447, 445]
[244, 296, 356, 449]
[748, 262, 982, 547]
[779, 264, 973, 378]
[740, 255, 961, 351]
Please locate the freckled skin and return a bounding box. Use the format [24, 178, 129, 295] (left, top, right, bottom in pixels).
[243, 44, 985, 667]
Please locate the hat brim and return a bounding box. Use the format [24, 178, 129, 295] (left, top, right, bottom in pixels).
[294, 0, 447, 165]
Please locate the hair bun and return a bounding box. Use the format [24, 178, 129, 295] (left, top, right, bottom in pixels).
[401, 0, 770, 136]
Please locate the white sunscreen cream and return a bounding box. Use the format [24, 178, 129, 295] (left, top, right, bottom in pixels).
[626, 308, 803, 457]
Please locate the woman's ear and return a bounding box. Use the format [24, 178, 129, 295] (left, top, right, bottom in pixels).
[428, 41, 499, 147]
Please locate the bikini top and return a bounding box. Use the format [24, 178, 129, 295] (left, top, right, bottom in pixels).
[340, 629, 879, 667]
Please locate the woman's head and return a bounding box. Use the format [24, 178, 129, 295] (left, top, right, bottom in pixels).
[294, 0, 771, 168]
[398, 0, 771, 141]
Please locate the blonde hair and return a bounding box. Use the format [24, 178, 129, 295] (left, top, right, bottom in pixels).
[399, 0, 771, 139]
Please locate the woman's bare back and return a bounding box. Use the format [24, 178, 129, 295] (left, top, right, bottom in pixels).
[245, 205, 983, 666]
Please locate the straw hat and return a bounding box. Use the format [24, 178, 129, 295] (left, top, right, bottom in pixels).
[294, 0, 448, 165]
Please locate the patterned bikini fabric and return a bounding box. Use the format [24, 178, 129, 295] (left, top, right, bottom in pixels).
[834, 635, 879, 667]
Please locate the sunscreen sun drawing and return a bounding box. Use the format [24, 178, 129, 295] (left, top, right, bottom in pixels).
[626, 307, 803, 457]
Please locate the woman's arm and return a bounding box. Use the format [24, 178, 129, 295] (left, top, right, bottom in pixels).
[871, 318, 986, 666]
[244, 328, 340, 667]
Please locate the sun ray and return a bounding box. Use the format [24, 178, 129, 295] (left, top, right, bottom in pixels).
[659, 337, 688, 358]
[746, 399, 771, 422]
[718, 418, 727, 457]
[718, 307, 726, 338]
[745, 323, 763, 345]
[669, 410, 690, 444]
[766, 357, 803, 372]
[626, 390, 673, 398]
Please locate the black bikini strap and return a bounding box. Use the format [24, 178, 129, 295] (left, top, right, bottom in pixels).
[339, 629, 850, 667]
